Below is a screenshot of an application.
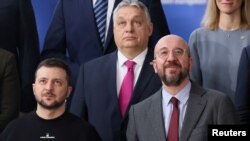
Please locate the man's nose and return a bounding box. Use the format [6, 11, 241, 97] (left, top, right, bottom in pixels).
[125, 22, 133, 32]
[45, 81, 53, 90]
[166, 51, 177, 61]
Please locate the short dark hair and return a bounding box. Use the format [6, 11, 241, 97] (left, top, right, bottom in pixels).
[35, 58, 71, 85]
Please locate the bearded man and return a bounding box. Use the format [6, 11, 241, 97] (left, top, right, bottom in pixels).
[126, 34, 239, 141]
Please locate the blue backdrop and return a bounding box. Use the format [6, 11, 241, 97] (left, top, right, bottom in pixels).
[162, 0, 207, 41]
[31, 0, 207, 50]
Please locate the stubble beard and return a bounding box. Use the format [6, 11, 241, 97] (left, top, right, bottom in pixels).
[36, 92, 67, 110]
[37, 99, 65, 110]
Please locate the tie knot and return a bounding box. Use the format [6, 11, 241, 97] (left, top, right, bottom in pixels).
[170, 97, 179, 108]
[125, 60, 135, 69]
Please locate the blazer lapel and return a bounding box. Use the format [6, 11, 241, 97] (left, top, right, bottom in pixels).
[104, 0, 122, 51]
[83, 0, 97, 30]
[82, 0, 104, 51]
[180, 83, 207, 141]
[148, 90, 166, 141]
[105, 52, 124, 121]
[105, 52, 119, 104]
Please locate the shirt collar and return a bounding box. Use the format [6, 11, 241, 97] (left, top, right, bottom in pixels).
[117, 48, 148, 67]
[162, 81, 191, 105]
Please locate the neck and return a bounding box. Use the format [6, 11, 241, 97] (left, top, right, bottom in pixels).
[120, 47, 146, 60]
[163, 77, 189, 95]
[219, 11, 241, 31]
[36, 104, 66, 120]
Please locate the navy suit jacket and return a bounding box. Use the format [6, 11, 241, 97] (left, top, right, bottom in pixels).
[71, 49, 162, 141]
[0, 0, 40, 112]
[41, 0, 170, 85]
[235, 45, 250, 124]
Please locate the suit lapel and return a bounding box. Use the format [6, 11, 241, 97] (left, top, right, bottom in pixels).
[105, 52, 124, 121]
[180, 83, 207, 141]
[105, 52, 119, 104]
[148, 90, 167, 141]
[81, 0, 104, 51]
[83, 0, 96, 29]
[104, 0, 122, 51]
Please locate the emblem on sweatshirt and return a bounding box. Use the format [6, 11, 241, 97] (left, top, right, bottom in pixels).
[40, 133, 55, 139]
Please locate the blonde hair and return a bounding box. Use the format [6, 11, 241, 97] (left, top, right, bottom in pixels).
[201, 0, 250, 30]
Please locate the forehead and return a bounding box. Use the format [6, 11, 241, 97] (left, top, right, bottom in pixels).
[116, 6, 145, 19]
[36, 66, 67, 80]
[156, 36, 187, 51]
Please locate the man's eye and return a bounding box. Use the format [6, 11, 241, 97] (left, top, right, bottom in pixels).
[118, 21, 125, 26]
[174, 49, 184, 56]
[54, 80, 62, 86]
[134, 21, 141, 26]
[39, 79, 46, 84]
[160, 51, 168, 56]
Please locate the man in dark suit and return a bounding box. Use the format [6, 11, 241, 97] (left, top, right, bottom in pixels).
[41, 0, 169, 86]
[126, 35, 239, 141]
[235, 45, 250, 124]
[0, 48, 20, 132]
[70, 1, 162, 141]
[0, 0, 40, 113]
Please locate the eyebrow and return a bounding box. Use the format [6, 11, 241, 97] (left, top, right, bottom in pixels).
[158, 47, 185, 50]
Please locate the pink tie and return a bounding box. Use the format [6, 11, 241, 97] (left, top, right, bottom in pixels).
[119, 60, 135, 117]
[168, 97, 179, 141]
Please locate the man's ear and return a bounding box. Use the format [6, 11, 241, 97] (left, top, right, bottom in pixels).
[147, 22, 153, 36]
[67, 86, 73, 98]
[32, 83, 36, 96]
[151, 59, 158, 74]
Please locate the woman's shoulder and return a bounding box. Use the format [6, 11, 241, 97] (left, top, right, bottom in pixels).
[190, 27, 211, 36]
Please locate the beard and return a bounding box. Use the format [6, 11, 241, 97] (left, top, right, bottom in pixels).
[37, 99, 65, 110]
[159, 61, 189, 86]
[36, 93, 66, 110]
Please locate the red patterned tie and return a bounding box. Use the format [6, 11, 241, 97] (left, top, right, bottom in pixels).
[168, 97, 179, 141]
[119, 60, 135, 117]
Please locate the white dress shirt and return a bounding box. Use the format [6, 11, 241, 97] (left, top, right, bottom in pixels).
[116, 48, 148, 96]
[162, 81, 191, 137]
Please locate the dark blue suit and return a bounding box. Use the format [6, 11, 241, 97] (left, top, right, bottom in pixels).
[41, 0, 170, 85]
[235, 46, 250, 124]
[71, 49, 162, 141]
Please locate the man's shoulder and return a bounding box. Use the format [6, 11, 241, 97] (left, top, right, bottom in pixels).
[63, 112, 87, 123]
[191, 82, 228, 99]
[64, 112, 98, 133]
[0, 48, 14, 59]
[85, 52, 116, 67]
[3, 112, 35, 131]
[132, 89, 161, 110]
[204, 88, 231, 103]
[191, 83, 233, 107]
[64, 112, 89, 123]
